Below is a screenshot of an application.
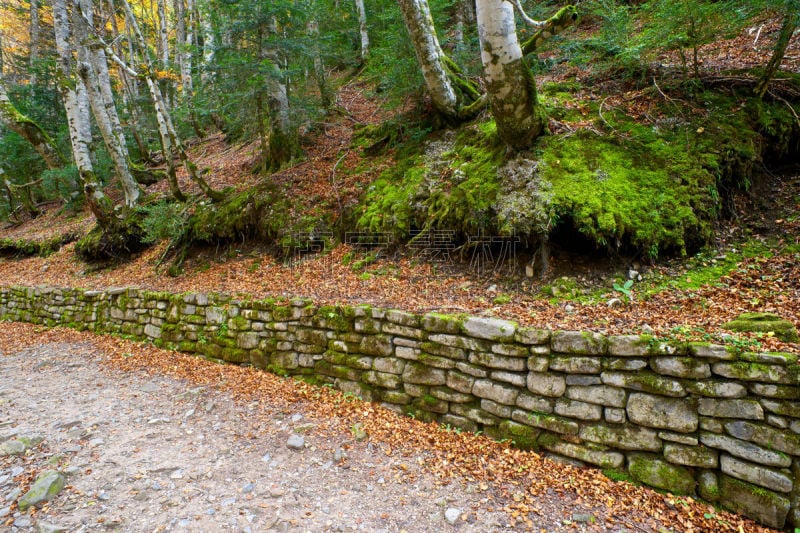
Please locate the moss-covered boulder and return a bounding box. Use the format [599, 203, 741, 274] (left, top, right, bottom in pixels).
[17, 470, 66, 511]
[722, 313, 798, 343]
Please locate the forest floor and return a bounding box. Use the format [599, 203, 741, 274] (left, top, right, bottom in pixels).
[0, 322, 779, 532]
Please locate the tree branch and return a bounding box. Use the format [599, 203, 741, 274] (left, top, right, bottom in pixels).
[512, 0, 546, 28]
[521, 5, 579, 56]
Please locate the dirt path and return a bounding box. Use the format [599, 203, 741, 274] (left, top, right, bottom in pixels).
[0, 325, 773, 532]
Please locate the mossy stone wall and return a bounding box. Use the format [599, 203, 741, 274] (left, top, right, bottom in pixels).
[1, 285, 799, 529]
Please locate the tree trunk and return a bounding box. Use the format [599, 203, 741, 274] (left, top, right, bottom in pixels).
[53, 0, 116, 227]
[119, 0, 222, 201]
[0, 79, 64, 170]
[260, 20, 300, 170]
[76, 0, 141, 208]
[30, 0, 41, 79]
[158, 0, 170, 67]
[307, 18, 332, 109]
[755, 4, 799, 99]
[477, 0, 546, 150]
[397, 0, 483, 120]
[354, 0, 369, 61]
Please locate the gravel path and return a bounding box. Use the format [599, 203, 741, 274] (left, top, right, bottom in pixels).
[0, 340, 588, 533]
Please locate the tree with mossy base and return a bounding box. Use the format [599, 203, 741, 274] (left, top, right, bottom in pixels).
[399, 0, 577, 149]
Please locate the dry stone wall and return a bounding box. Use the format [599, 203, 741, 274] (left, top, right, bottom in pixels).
[1, 285, 799, 529]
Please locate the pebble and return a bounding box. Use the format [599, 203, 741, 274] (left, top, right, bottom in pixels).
[0, 506, 9, 517]
[444, 508, 461, 525]
[286, 434, 305, 450]
[572, 513, 594, 523]
[242, 482, 255, 494]
[13, 516, 32, 528]
[261, 453, 271, 463]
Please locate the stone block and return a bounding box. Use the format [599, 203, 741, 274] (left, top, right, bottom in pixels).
[469, 352, 526, 371]
[373, 357, 405, 375]
[236, 332, 259, 350]
[580, 424, 661, 451]
[554, 398, 602, 420]
[490, 343, 529, 357]
[472, 379, 518, 405]
[720, 455, 793, 493]
[511, 409, 580, 435]
[385, 309, 420, 327]
[440, 414, 477, 433]
[359, 335, 393, 356]
[417, 353, 455, 369]
[712, 362, 794, 384]
[540, 439, 624, 469]
[658, 431, 698, 446]
[551, 331, 607, 355]
[527, 356, 549, 372]
[700, 432, 791, 468]
[515, 327, 550, 345]
[626, 393, 698, 433]
[490, 370, 526, 387]
[515, 393, 554, 414]
[566, 375, 602, 386]
[446, 370, 475, 394]
[603, 358, 648, 371]
[604, 408, 626, 424]
[749, 383, 800, 399]
[628, 454, 696, 495]
[395, 346, 420, 360]
[430, 386, 473, 403]
[382, 322, 425, 340]
[761, 399, 800, 418]
[526, 372, 566, 397]
[421, 313, 461, 334]
[698, 399, 764, 420]
[607, 335, 651, 356]
[454, 361, 487, 378]
[664, 442, 718, 468]
[402, 362, 446, 386]
[689, 343, 736, 360]
[481, 399, 511, 418]
[565, 385, 626, 407]
[462, 316, 516, 341]
[719, 475, 790, 529]
[428, 334, 489, 351]
[651, 357, 711, 379]
[363, 371, 401, 389]
[685, 380, 747, 398]
[724, 420, 800, 456]
[549, 356, 602, 374]
[601, 372, 685, 397]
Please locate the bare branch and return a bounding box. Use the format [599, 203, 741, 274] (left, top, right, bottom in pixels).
[511, 0, 545, 28]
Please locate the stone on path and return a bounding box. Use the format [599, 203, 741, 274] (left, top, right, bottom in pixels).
[286, 434, 305, 450]
[18, 470, 66, 511]
[444, 507, 461, 525]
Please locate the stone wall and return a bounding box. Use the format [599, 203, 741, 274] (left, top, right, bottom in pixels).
[1, 285, 799, 529]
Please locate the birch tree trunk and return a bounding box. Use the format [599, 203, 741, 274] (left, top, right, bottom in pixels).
[53, 0, 116, 227]
[76, 0, 141, 208]
[397, 0, 483, 120]
[0, 79, 64, 169]
[30, 0, 41, 79]
[354, 0, 369, 61]
[476, 0, 546, 149]
[158, 0, 170, 66]
[119, 0, 222, 201]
